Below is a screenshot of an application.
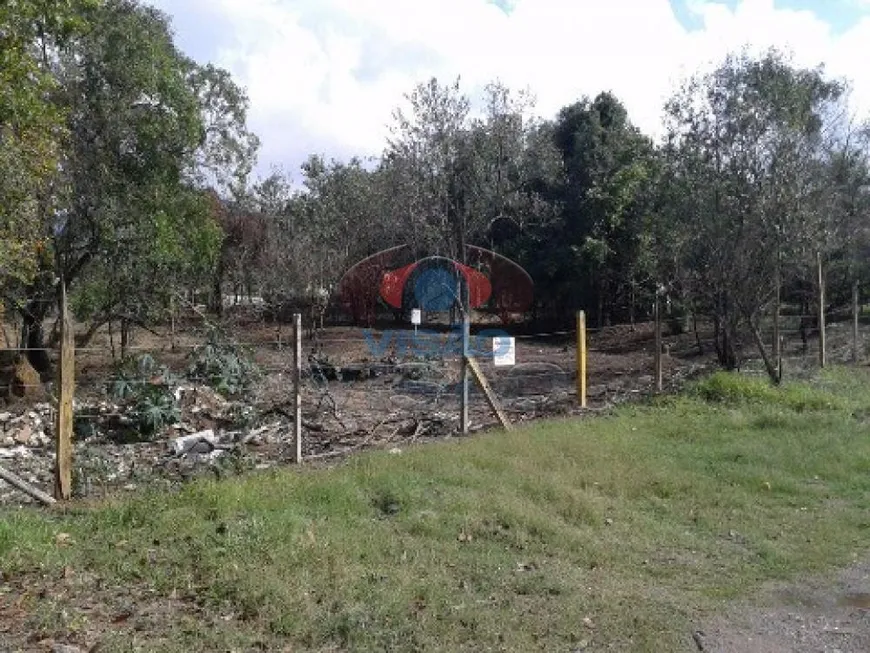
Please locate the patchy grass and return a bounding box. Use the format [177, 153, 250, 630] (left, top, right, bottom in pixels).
[4, 367, 870, 651]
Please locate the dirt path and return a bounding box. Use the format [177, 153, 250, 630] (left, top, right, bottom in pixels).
[699, 558, 870, 652]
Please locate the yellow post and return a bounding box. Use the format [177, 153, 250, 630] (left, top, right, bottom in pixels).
[577, 311, 587, 408]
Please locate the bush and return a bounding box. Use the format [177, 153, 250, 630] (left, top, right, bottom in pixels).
[109, 354, 181, 437]
[186, 329, 259, 396]
[691, 371, 842, 412]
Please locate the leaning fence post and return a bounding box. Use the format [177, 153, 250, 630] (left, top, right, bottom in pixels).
[293, 313, 302, 464]
[54, 282, 74, 500]
[576, 311, 587, 407]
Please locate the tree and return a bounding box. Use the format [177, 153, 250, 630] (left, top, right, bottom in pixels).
[0, 0, 97, 292]
[659, 50, 851, 379]
[11, 0, 252, 371]
[521, 92, 656, 327]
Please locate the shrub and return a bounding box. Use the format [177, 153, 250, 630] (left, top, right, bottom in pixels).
[691, 371, 842, 412]
[186, 329, 259, 396]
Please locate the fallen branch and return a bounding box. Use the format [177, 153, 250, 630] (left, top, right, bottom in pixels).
[0, 465, 57, 505]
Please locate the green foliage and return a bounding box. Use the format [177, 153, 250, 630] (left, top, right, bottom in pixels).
[134, 386, 182, 435]
[0, 0, 99, 290]
[3, 0, 251, 359]
[109, 353, 181, 437]
[691, 371, 843, 412]
[187, 330, 259, 396]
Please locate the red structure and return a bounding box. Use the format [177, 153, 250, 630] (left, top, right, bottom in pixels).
[337, 245, 533, 325]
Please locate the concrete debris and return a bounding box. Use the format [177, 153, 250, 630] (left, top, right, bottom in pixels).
[172, 430, 217, 456]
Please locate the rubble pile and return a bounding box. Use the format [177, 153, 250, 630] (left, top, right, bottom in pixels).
[0, 385, 306, 506]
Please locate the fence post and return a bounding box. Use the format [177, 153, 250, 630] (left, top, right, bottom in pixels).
[654, 290, 663, 393]
[818, 251, 826, 369]
[774, 264, 782, 382]
[54, 283, 74, 501]
[576, 311, 587, 407]
[853, 280, 860, 365]
[293, 313, 302, 464]
[460, 315, 470, 434]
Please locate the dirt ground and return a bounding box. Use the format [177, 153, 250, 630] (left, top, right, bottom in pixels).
[1, 310, 861, 507]
[699, 558, 870, 652]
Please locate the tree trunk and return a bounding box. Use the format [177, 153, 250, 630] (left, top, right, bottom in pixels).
[799, 300, 810, 352]
[120, 318, 130, 359]
[19, 299, 53, 377]
[210, 262, 224, 316]
[693, 313, 704, 356]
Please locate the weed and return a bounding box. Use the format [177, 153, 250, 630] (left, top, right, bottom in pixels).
[107, 353, 181, 438]
[187, 329, 259, 396]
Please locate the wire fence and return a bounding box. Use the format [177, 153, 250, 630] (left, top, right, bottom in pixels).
[2, 307, 867, 446]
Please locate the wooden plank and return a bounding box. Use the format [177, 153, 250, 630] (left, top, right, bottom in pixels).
[465, 356, 513, 432]
[0, 464, 57, 506]
[54, 283, 74, 501]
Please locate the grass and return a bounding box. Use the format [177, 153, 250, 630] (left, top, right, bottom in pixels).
[4, 368, 870, 651]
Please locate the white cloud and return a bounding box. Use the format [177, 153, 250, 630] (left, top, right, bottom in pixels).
[148, 0, 870, 178]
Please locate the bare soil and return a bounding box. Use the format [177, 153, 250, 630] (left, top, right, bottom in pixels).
[700, 558, 870, 652]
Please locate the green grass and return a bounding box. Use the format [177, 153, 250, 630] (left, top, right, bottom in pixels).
[4, 367, 870, 651]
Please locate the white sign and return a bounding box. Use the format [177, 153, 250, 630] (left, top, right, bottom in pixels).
[493, 337, 516, 367]
[411, 309, 422, 325]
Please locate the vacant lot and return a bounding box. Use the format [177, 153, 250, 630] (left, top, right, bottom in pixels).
[2, 367, 870, 651]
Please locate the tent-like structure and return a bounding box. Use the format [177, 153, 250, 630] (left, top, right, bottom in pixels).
[337, 245, 533, 325]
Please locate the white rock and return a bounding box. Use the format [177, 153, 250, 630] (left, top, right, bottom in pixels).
[0, 412, 11, 423]
[172, 429, 217, 455]
[0, 446, 32, 459]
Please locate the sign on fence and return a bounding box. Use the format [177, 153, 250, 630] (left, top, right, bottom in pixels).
[411, 309, 422, 325]
[493, 337, 516, 367]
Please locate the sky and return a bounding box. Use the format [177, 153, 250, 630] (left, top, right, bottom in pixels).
[145, 0, 870, 182]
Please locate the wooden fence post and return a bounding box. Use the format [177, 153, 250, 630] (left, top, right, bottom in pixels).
[818, 252, 826, 369]
[853, 281, 860, 365]
[576, 311, 587, 407]
[54, 283, 74, 501]
[293, 313, 302, 464]
[774, 265, 782, 382]
[460, 316, 470, 434]
[654, 290, 663, 393]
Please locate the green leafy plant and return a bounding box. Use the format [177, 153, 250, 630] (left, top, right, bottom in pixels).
[135, 386, 182, 435]
[187, 330, 259, 396]
[108, 354, 181, 438]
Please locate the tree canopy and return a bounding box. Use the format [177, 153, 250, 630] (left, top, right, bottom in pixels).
[2, 3, 868, 384]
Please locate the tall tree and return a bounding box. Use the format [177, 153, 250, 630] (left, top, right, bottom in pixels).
[13, 0, 252, 370]
[659, 50, 850, 378]
[0, 0, 97, 291]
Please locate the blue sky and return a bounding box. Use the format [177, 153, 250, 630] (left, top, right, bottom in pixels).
[146, 0, 870, 182]
[670, 0, 868, 32]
